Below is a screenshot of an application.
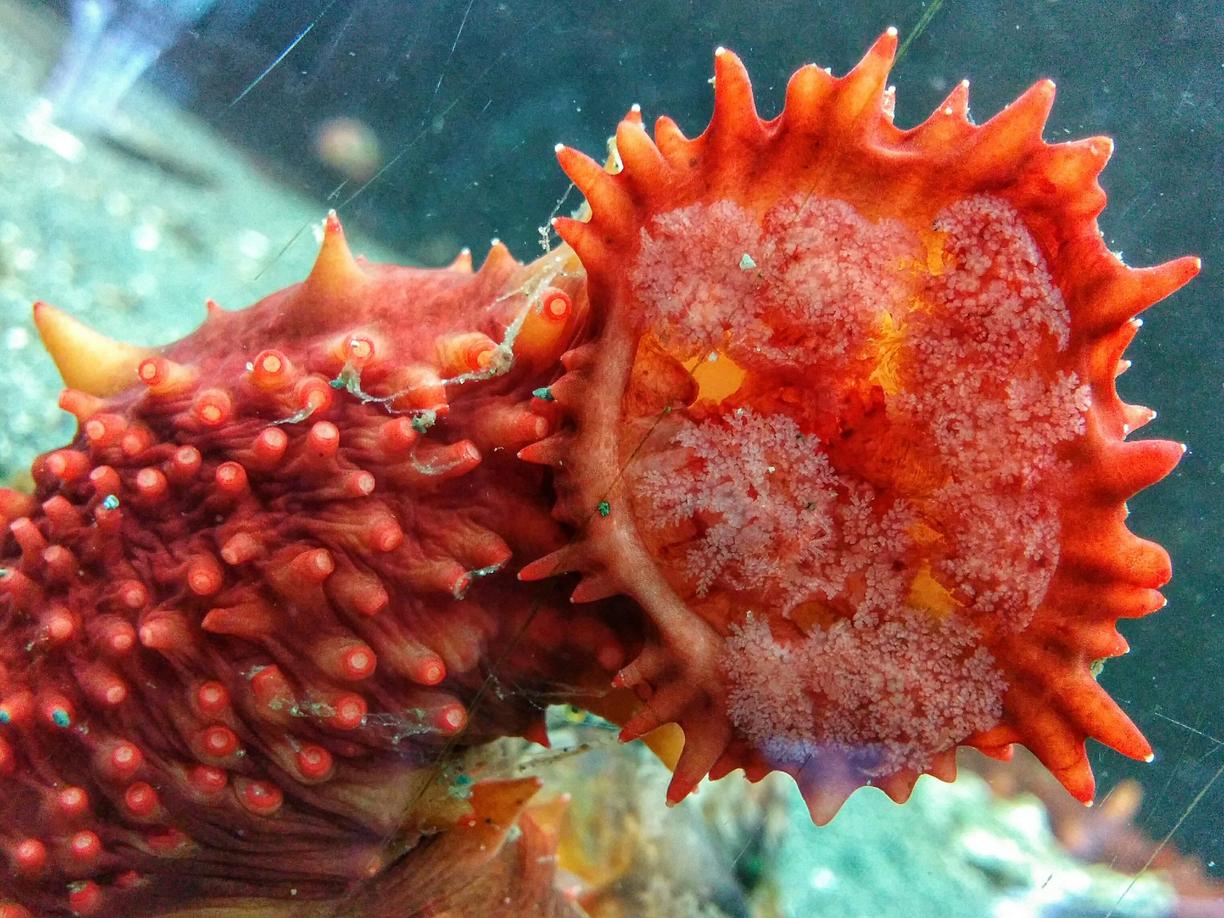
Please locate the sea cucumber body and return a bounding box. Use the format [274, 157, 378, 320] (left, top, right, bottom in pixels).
[0, 226, 625, 915]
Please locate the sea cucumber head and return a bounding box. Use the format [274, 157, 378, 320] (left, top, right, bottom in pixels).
[530, 33, 1198, 821]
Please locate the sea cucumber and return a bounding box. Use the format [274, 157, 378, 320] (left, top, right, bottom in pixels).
[0, 30, 1197, 915]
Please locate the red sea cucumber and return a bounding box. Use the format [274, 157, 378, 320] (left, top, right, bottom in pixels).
[0, 31, 1197, 915]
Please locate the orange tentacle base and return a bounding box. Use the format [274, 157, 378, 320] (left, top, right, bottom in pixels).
[525, 30, 1197, 822]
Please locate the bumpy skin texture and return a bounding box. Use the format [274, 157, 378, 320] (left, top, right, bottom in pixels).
[0, 222, 628, 915]
[0, 33, 1197, 916]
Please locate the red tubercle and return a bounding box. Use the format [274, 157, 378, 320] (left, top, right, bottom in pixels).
[437, 332, 499, 376]
[376, 416, 419, 455]
[0, 691, 34, 727]
[82, 412, 127, 449]
[188, 764, 228, 795]
[214, 461, 249, 496]
[137, 355, 195, 394]
[40, 693, 75, 729]
[385, 364, 448, 414]
[10, 838, 47, 875]
[324, 692, 367, 731]
[397, 439, 482, 486]
[474, 404, 550, 449]
[540, 287, 573, 321]
[89, 616, 135, 657]
[341, 469, 377, 498]
[40, 495, 82, 538]
[58, 388, 103, 422]
[133, 467, 169, 502]
[295, 376, 334, 415]
[145, 827, 191, 856]
[92, 499, 121, 536]
[288, 547, 335, 582]
[88, 464, 121, 498]
[327, 568, 388, 617]
[249, 427, 289, 468]
[192, 389, 233, 428]
[411, 652, 446, 686]
[201, 601, 276, 640]
[137, 609, 191, 652]
[167, 445, 202, 483]
[40, 544, 77, 582]
[249, 666, 296, 725]
[114, 579, 148, 611]
[41, 604, 76, 644]
[316, 637, 378, 682]
[193, 681, 230, 719]
[337, 332, 380, 369]
[462, 337, 498, 372]
[220, 532, 263, 565]
[53, 786, 90, 822]
[67, 829, 102, 863]
[234, 777, 283, 817]
[97, 740, 144, 783]
[120, 424, 154, 458]
[0, 568, 40, 611]
[432, 700, 468, 736]
[196, 725, 241, 760]
[417, 559, 471, 600]
[9, 516, 48, 564]
[294, 744, 334, 781]
[0, 488, 36, 529]
[76, 661, 127, 708]
[365, 516, 403, 552]
[67, 881, 103, 917]
[307, 421, 341, 457]
[44, 448, 90, 482]
[186, 553, 223, 596]
[249, 349, 294, 391]
[122, 781, 160, 818]
[38, 545, 74, 582]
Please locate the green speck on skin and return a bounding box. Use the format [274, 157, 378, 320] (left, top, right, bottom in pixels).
[328, 377, 345, 389]
[597, 500, 610, 518]
[51, 708, 71, 728]
[532, 386, 554, 401]
[101, 494, 119, 510]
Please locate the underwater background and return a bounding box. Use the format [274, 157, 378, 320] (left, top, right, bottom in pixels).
[0, 0, 1219, 914]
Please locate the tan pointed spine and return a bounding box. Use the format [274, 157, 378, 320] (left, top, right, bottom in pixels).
[32, 301, 151, 397]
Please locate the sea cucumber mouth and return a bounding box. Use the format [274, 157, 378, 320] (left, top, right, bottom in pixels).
[620, 191, 1083, 642]
[612, 190, 1093, 780]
